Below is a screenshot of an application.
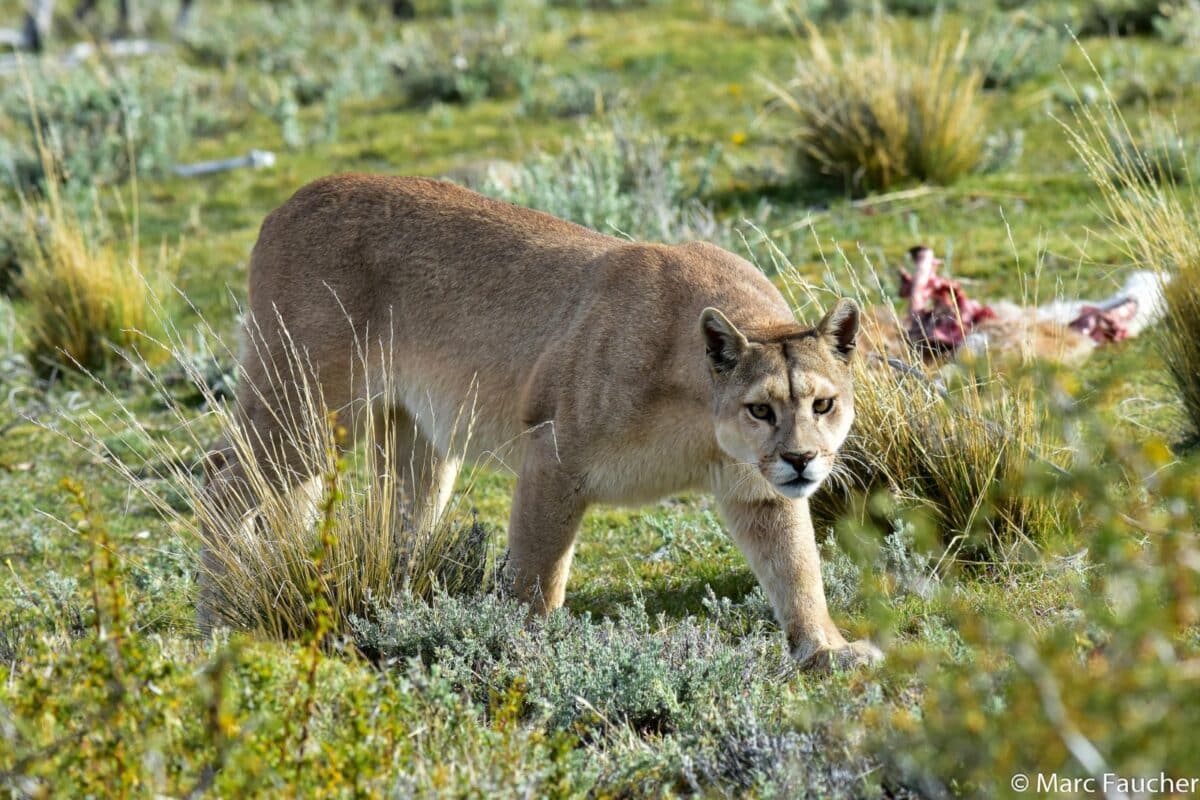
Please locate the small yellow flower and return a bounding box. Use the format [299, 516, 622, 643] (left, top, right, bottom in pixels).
[728, 83, 743, 97]
[730, 131, 748, 146]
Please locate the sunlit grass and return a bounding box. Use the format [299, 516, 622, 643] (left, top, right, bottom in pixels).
[16, 173, 170, 376]
[63, 311, 497, 639]
[1063, 48, 1200, 441]
[765, 15, 989, 195]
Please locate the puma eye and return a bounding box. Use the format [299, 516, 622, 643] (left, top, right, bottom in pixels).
[813, 397, 835, 415]
[746, 403, 775, 423]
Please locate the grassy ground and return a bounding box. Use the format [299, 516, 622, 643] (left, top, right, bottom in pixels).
[1, 0, 1199, 796]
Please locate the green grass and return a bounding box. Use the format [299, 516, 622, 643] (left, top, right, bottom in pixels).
[1, 0, 1199, 795]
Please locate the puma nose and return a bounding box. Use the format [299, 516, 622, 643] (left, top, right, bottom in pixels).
[781, 451, 816, 474]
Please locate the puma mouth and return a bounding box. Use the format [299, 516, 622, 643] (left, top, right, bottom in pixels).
[776, 475, 817, 498]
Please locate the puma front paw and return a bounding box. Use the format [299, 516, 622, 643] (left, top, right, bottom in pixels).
[798, 639, 883, 673]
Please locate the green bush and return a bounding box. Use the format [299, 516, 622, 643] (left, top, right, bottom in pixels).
[547, 0, 663, 8]
[1155, 0, 1200, 44]
[1080, 0, 1164, 35]
[0, 61, 212, 191]
[970, 12, 1066, 89]
[879, 421, 1200, 795]
[1108, 117, 1195, 186]
[719, 0, 963, 32]
[479, 119, 725, 244]
[354, 590, 888, 796]
[520, 72, 627, 118]
[182, 0, 393, 105]
[179, 0, 393, 145]
[394, 24, 533, 106]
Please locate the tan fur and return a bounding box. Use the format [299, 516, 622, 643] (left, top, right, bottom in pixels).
[206, 174, 880, 671]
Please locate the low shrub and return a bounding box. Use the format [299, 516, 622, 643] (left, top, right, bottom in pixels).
[717, 0, 837, 32]
[1155, 0, 1200, 43]
[354, 590, 883, 796]
[719, 0, 964, 33]
[1, 61, 211, 191]
[520, 72, 627, 118]
[969, 12, 1065, 89]
[767, 19, 991, 195]
[547, 0, 663, 8]
[394, 23, 532, 106]
[1080, 0, 1166, 36]
[883, 0, 961, 14]
[355, 592, 782, 736]
[480, 119, 727, 245]
[1108, 117, 1194, 186]
[880, 417, 1200, 795]
[182, 0, 393, 105]
[180, 0, 393, 145]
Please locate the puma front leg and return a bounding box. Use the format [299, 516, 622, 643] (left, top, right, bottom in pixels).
[506, 432, 587, 615]
[718, 494, 882, 671]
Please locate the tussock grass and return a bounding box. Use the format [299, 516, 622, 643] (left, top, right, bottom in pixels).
[1063, 63, 1200, 440]
[15, 162, 168, 375]
[766, 17, 989, 196]
[1160, 267, 1200, 439]
[834, 355, 1067, 560]
[67, 312, 495, 639]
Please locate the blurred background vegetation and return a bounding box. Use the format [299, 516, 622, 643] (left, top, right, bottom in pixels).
[0, 0, 1198, 796]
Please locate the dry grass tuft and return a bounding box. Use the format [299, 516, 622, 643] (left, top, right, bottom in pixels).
[16, 186, 169, 375]
[67, 314, 496, 639]
[13, 93, 169, 375]
[1160, 267, 1200, 437]
[766, 17, 989, 196]
[1062, 55, 1200, 440]
[828, 355, 1068, 561]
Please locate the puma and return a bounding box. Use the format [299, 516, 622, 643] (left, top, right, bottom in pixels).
[204, 174, 882, 671]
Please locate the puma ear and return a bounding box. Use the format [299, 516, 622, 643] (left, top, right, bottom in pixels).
[700, 307, 748, 374]
[817, 298, 860, 361]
